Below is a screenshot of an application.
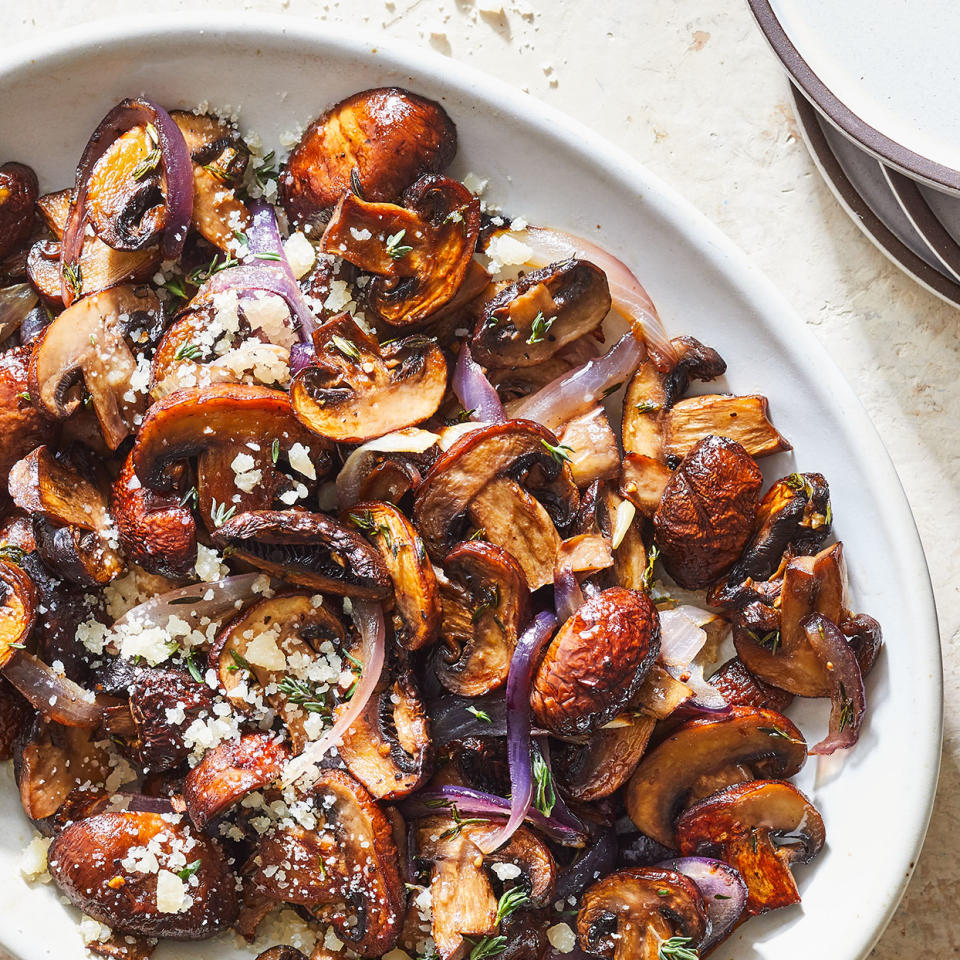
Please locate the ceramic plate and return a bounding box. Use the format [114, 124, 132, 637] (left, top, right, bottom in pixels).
[0, 16, 942, 960]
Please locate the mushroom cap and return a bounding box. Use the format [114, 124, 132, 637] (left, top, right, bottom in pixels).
[0, 162, 38, 259]
[531, 587, 660, 737]
[0, 557, 36, 670]
[625, 706, 808, 847]
[0, 347, 47, 499]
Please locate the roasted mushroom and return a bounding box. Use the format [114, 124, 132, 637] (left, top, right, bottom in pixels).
[471, 259, 611, 368]
[211, 510, 391, 598]
[0, 162, 38, 260]
[554, 405, 621, 488]
[252, 770, 404, 956]
[281, 87, 457, 226]
[709, 657, 794, 713]
[577, 867, 708, 960]
[433, 540, 530, 696]
[625, 706, 807, 847]
[676, 779, 825, 914]
[290, 313, 448, 442]
[662, 395, 790, 460]
[653, 435, 764, 589]
[28, 284, 160, 449]
[0, 347, 47, 499]
[48, 811, 239, 938]
[532, 587, 660, 737]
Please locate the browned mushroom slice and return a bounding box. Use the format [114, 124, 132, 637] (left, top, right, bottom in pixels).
[28, 284, 159, 449]
[110, 449, 197, 579]
[622, 356, 668, 460]
[555, 405, 620, 488]
[662, 395, 791, 460]
[624, 706, 807, 847]
[460, 821, 557, 907]
[653, 435, 763, 589]
[676, 779, 825, 914]
[48, 811, 239, 938]
[0, 162, 38, 260]
[531, 587, 659, 737]
[281, 87, 457, 226]
[618, 454, 673, 517]
[0, 677, 30, 761]
[345, 501, 441, 650]
[0, 348, 47, 501]
[709, 657, 794, 713]
[632, 662, 694, 719]
[338, 667, 432, 799]
[434, 541, 530, 697]
[85, 931, 156, 960]
[33, 520, 125, 586]
[212, 510, 391, 598]
[183, 732, 291, 829]
[0, 557, 35, 668]
[413, 419, 579, 562]
[320, 175, 480, 327]
[169, 110, 250, 251]
[256, 949, 306, 960]
[556, 532, 615, 576]
[577, 867, 708, 960]
[291, 313, 447, 443]
[209, 590, 346, 750]
[733, 541, 846, 697]
[471, 259, 611, 367]
[253, 770, 404, 956]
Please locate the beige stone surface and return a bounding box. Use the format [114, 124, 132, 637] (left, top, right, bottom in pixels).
[2, 0, 958, 955]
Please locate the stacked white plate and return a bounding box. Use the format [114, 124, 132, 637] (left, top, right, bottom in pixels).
[749, 0, 960, 307]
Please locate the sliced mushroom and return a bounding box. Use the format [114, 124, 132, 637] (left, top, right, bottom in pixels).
[320, 175, 481, 327]
[709, 657, 794, 713]
[28, 284, 160, 449]
[733, 542, 846, 697]
[433, 541, 530, 696]
[281, 87, 457, 226]
[0, 162, 38, 260]
[183, 732, 291, 829]
[0, 677, 30, 761]
[338, 666, 433, 799]
[676, 779, 825, 914]
[290, 313, 448, 442]
[555, 405, 621, 488]
[618, 453, 673, 516]
[624, 706, 807, 847]
[169, 110, 250, 251]
[531, 587, 659, 736]
[211, 510, 391, 598]
[209, 591, 346, 750]
[0, 347, 47, 500]
[577, 867, 708, 960]
[0, 555, 36, 667]
[345, 501, 441, 649]
[471, 259, 611, 367]
[662, 394, 790, 460]
[653, 435, 763, 589]
[253, 770, 404, 956]
[110, 449, 197, 579]
[48, 811, 239, 938]
[413, 418, 579, 562]
[33, 520, 124, 586]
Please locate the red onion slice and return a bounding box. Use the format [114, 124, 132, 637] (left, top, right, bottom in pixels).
[511, 331, 644, 432]
[60, 97, 193, 305]
[656, 856, 748, 950]
[553, 565, 584, 624]
[282, 600, 386, 786]
[506, 225, 677, 370]
[803, 613, 866, 754]
[658, 606, 709, 668]
[480, 610, 557, 853]
[3, 649, 106, 728]
[452, 345, 505, 423]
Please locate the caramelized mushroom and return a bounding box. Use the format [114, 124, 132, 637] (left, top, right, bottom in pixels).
[662, 395, 790, 460]
[531, 587, 659, 736]
[281, 87, 457, 226]
[676, 779, 825, 914]
[471, 259, 611, 368]
[212, 510, 391, 598]
[28, 284, 160, 449]
[183, 732, 291, 829]
[252, 770, 404, 956]
[0, 347, 47, 500]
[709, 657, 794, 713]
[0, 677, 30, 760]
[290, 313, 448, 442]
[653, 435, 763, 589]
[0, 162, 38, 260]
[345, 501, 441, 650]
[433, 541, 530, 696]
[577, 867, 708, 960]
[625, 706, 807, 847]
[48, 811, 239, 938]
[555, 405, 621, 488]
[0, 555, 36, 667]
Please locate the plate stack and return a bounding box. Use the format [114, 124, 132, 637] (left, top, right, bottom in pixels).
[749, 0, 960, 306]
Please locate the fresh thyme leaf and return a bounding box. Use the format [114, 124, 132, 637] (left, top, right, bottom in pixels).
[838, 680, 854, 732]
[641, 545, 660, 592]
[253, 251, 282, 261]
[210, 499, 237, 528]
[8, 642, 25, 650]
[468, 936, 507, 960]
[468, 528, 486, 541]
[526, 311, 555, 345]
[472, 585, 501, 624]
[254, 151, 278, 188]
[635, 399, 663, 413]
[746, 628, 781, 654]
[658, 937, 699, 960]
[385, 229, 413, 260]
[278, 676, 331, 716]
[162, 276, 190, 300]
[228, 649, 253, 674]
[436, 800, 490, 841]
[540, 439, 574, 464]
[494, 886, 530, 925]
[188, 254, 239, 285]
[602, 381, 624, 398]
[466, 705, 492, 724]
[179, 486, 198, 508]
[183, 650, 203, 684]
[16, 391, 31, 403]
[348, 511, 394, 551]
[176, 859, 202, 881]
[757, 726, 802, 744]
[63, 263, 83, 297]
[783, 472, 806, 491]
[174, 342, 202, 361]
[132, 147, 161, 181]
[271, 438, 280, 464]
[330, 335, 362, 362]
[0, 544, 26, 566]
[532, 744, 556, 817]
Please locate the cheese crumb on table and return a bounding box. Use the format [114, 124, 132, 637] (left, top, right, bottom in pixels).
[20, 835, 52, 882]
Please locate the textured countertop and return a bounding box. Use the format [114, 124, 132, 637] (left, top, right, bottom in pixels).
[2, 0, 958, 955]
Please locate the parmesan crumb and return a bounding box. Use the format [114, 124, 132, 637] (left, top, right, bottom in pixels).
[19, 835, 52, 882]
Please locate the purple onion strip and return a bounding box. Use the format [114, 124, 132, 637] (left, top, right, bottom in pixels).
[555, 828, 617, 901]
[452, 344, 506, 423]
